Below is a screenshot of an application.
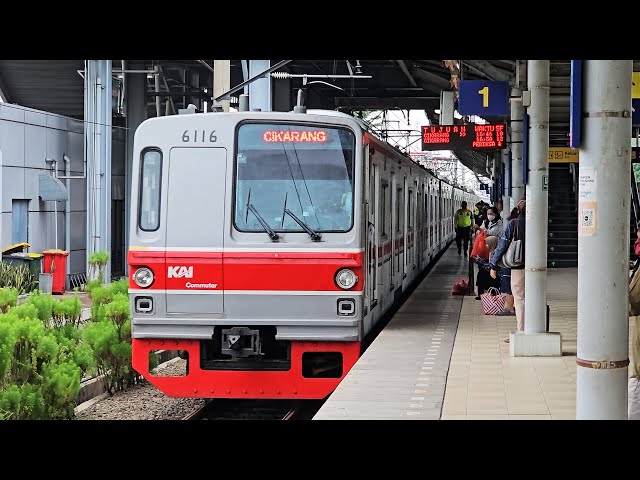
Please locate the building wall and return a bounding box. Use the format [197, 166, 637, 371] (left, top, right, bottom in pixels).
[0, 103, 86, 273]
[0, 103, 131, 282]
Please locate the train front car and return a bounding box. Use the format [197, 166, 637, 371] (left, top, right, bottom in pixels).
[129, 110, 364, 399]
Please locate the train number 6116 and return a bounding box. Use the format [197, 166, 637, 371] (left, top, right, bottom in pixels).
[182, 130, 217, 143]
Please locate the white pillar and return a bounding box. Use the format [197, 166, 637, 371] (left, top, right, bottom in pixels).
[85, 60, 112, 283]
[576, 60, 632, 420]
[510, 87, 524, 212]
[510, 61, 561, 356]
[524, 60, 550, 334]
[249, 60, 271, 112]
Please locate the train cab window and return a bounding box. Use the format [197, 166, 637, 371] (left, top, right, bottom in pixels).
[139, 149, 162, 231]
[234, 123, 355, 233]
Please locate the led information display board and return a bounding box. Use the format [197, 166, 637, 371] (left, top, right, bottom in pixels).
[421, 123, 506, 151]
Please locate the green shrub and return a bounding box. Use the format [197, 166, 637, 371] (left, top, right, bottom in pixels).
[0, 263, 36, 294]
[0, 288, 18, 314]
[0, 303, 92, 420]
[82, 291, 140, 394]
[84, 279, 102, 296]
[89, 250, 110, 283]
[0, 384, 46, 420]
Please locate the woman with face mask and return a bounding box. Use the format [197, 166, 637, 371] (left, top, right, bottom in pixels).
[482, 206, 503, 238]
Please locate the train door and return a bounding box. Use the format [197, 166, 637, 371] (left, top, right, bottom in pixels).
[164, 147, 225, 314]
[365, 153, 378, 310]
[381, 176, 391, 293]
[416, 183, 422, 268]
[428, 180, 433, 255]
[403, 177, 410, 277]
[372, 163, 380, 305]
[395, 177, 404, 283]
[390, 171, 398, 288]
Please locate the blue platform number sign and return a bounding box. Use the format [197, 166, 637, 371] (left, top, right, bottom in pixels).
[458, 80, 510, 117]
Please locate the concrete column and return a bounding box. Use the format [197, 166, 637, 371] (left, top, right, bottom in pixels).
[524, 60, 550, 334]
[249, 60, 272, 112]
[124, 61, 147, 276]
[510, 60, 561, 356]
[85, 60, 112, 283]
[213, 60, 230, 112]
[576, 60, 632, 419]
[510, 87, 524, 212]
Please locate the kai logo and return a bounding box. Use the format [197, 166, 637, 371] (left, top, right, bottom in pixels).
[168, 266, 193, 279]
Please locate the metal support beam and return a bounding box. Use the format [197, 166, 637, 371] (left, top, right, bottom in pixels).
[576, 60, 632, 420]
[396, 60, 418, 87]
[85, 60, 113, 283]
[335, 97, 440, 110]
[462, 60, 512, 82]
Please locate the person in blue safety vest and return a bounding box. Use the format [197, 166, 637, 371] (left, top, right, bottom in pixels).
[454, 201, 473, 256]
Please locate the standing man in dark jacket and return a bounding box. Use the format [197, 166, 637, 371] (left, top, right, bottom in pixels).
[454, 201, 473, 256]
[489, 197, 526, 336]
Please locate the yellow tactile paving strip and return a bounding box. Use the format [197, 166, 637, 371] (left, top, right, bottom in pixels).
[441, 268, 635, 420]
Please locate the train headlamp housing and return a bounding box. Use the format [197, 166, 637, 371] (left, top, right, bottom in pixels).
[133, 267, 154, 288]
[335, 268, 358, 290]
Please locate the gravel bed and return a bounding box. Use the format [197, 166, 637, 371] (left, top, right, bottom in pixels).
[74, 359, 205, 420]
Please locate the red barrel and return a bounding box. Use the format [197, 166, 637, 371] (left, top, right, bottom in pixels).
[42, 250, 69, 294]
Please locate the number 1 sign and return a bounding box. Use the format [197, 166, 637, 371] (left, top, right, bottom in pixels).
[458, 80, 510, 117]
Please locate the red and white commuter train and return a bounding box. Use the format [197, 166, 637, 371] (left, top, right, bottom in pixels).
[128, 108, 478, 399]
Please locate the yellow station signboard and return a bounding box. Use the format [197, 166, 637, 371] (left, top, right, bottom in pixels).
[548, 147, 579, 163]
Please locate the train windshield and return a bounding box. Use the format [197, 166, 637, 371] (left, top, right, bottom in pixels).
[235, 123, 355, 234]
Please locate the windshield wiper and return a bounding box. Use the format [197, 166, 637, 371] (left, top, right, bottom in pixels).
[248, 204, 279, 241]
[245, 188, 278, 241]
[283, 208, 322, 241]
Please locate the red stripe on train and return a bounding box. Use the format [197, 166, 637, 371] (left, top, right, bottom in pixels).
[128, 250, 363, 292]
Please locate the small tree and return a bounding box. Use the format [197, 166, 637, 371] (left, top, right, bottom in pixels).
[88, 250, 110, 284]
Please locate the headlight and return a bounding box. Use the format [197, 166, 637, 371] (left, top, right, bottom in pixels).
[133, 267, 154, 288]
[335, 268, 358, 289]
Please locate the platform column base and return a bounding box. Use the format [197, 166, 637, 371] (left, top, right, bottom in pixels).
[509, 331, 562, 357]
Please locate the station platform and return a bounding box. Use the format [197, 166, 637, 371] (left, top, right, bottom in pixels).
[313, 245, 632, 420]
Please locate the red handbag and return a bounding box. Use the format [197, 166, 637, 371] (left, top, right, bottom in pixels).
[470, 230, 489, 260]
[451, 278, 469, 296]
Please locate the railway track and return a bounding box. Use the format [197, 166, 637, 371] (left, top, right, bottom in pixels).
[182, 399, 324, 420]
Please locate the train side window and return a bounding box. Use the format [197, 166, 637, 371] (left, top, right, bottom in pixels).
[139, 149, 162, 231]
[408, 189, 413, 229]
[381, 182, 389, 237]
[396, 187, 403, 234]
